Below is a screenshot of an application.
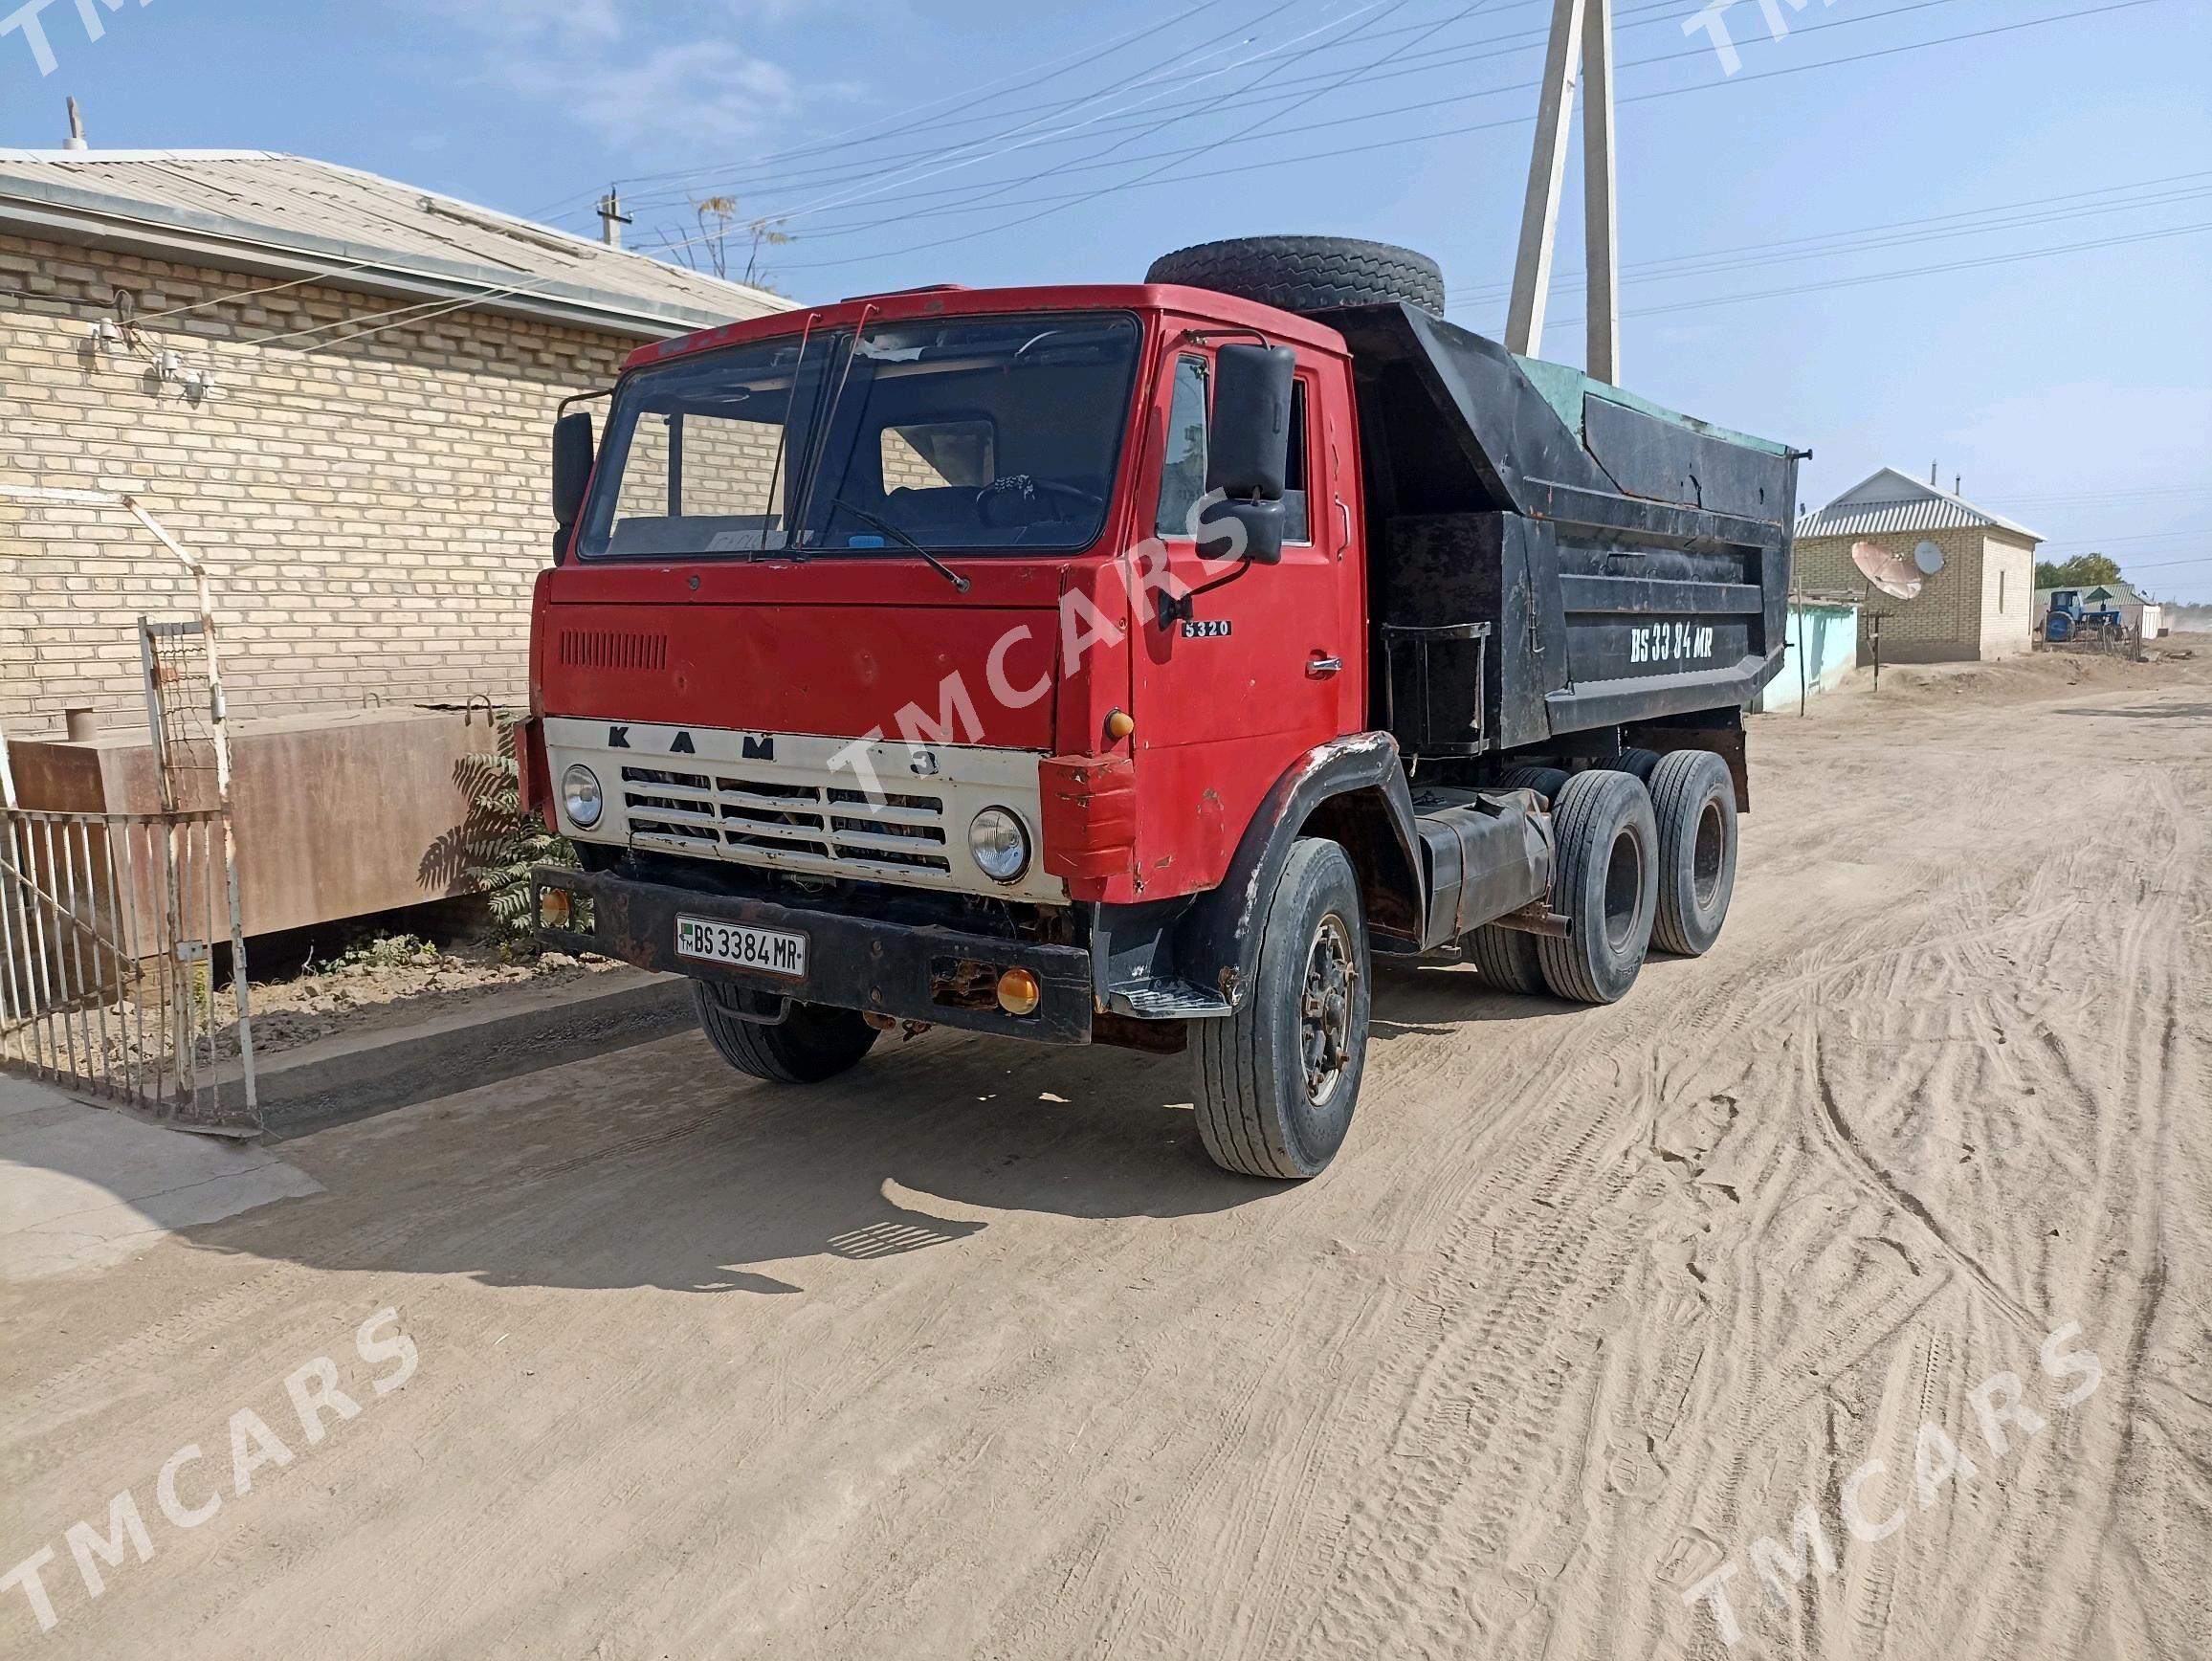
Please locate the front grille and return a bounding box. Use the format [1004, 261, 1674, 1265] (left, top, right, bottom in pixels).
[619, 765, 950, 879]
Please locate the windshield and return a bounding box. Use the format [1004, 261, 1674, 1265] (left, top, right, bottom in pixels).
[575, 312, 1141, 561]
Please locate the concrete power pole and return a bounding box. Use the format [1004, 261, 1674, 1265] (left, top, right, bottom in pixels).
[1505, 0, 1621, 384]
[596, 186, 632, 250]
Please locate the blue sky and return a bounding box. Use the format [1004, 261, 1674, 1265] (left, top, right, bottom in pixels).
[5, 0, 2208, 598]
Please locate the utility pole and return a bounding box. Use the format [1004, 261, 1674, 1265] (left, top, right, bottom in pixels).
[596, 186, 632, 250]
[1579, 0, 1619, 384]
[1505, 0, 1621, 383]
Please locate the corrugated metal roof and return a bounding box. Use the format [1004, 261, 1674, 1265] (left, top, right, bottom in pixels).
[0, 148, 787, 339]
[1795, 467, 2044, 544]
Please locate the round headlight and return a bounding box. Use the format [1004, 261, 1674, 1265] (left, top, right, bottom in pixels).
[968, 807, 1029, 883]
[562, 764, 604, 830]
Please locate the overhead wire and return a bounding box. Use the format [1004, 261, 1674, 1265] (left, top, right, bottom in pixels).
[605, 0, 1690, 218]
[747, 0, 2169, 272]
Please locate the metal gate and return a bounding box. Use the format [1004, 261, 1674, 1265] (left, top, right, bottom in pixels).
[0, 807, 254, 1132]
[0, 484, 258, 1134]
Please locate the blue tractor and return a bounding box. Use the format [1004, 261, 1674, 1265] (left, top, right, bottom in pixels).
[2044, 588, 2126, 643]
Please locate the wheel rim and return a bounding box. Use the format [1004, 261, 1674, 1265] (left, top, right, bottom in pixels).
[1692, 798, 1726, 908]
[1603, 829, 1644, 953]
[1300, 913, 1357, 1108]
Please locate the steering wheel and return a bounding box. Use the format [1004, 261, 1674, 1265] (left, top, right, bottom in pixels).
[975, 475, 1103, 529]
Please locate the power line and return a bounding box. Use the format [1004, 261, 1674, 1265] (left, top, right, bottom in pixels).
[1446, 173, 2212, 302]
[755, 0, 1416, 232]
[1992, 484, 2212, 508]
[623, 0, 1370, 246]
[2039, 526, 2212, 547]
[752, 0, 2169, 272]
[1516, 218, 2211, 327]
[915, 0, 1500, 258]
[655, 0, 1877, 235]
[527, 0, 1259, 216]
[608, 0, 1688, 218]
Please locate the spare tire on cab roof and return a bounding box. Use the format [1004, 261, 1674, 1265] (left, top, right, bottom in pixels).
[1145, 236, 1446, 318]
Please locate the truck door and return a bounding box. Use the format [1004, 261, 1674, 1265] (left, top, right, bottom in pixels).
[1125, 344, 1358, 895]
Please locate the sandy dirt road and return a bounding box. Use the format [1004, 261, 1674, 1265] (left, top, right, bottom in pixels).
[5, 650, 2208, 1660]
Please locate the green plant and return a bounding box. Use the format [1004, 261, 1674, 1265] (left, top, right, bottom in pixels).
[457, 723, 577, 945]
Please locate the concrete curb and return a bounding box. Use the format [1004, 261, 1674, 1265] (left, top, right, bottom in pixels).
[246, 970, 695, 1141]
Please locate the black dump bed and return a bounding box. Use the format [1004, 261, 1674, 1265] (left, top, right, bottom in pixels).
[1329, 302, 1800, 760]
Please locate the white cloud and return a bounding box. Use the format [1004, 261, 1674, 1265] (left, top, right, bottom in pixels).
[435, 1, 811, 151]
[442, 0, 624, 46]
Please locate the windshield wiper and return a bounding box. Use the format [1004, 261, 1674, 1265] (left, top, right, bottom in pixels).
[825, 499, 971, 593]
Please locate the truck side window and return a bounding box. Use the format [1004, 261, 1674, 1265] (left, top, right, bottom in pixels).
[1155, 355, 1209, 539]
[1284, 380, 1311, 544]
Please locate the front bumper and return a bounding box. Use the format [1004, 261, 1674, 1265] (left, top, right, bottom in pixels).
[532, 865, 1095, 1044]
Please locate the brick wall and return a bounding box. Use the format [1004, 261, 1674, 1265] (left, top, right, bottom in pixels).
[1976, 532, 2036, 659]
[1796, 528, 2025, 668]
[0, 231, 659, 735]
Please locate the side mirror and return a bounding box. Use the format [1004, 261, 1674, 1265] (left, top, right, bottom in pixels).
[551, 410, 596, 536]
[1206, 343, 1295, 507]
[1196, 497, 1285, 566]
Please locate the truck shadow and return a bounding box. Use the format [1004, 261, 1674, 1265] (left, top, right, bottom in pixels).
[132, 967, 1567, 1296]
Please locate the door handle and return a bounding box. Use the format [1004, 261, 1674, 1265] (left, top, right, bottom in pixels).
[1307, 655, 1343, 678]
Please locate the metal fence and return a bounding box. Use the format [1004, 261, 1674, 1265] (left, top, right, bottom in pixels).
[0, 484, 260, 1136]
[0, 808, 257, 1133]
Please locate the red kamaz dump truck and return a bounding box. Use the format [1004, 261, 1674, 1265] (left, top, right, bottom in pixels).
[524, 237, 1800, 1179]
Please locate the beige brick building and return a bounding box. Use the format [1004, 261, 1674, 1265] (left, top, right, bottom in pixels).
[0, 148, 785, 736]
[1793, 469, 2044, 664]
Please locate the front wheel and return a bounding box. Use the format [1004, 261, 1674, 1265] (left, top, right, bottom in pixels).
[1191, 838, 1372, 1179]
[694, 982, 878, 1084]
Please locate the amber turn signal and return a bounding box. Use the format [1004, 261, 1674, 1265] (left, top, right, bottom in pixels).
[1105, 709, 1136, 742]
[996, 967, 1043, 1017]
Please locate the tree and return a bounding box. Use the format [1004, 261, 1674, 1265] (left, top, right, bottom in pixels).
[2035, 553, 2121, 589]
[670, 196, 793, 292]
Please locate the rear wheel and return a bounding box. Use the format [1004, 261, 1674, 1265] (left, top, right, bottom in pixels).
[1191, 838, 1372, 1180]
[1537, 770, 1658, 1005]
[1604, 747, 1664, 785]
[1648, 749, 1737, 956]
[1493, 764, 1572, 802]
[694, 982, 878, 1084]
[1467, 920, 1546, 995]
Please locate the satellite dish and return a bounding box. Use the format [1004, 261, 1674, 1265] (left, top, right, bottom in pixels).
[1852, 541, 1924, 601]
[1913, 540, 1946, 575]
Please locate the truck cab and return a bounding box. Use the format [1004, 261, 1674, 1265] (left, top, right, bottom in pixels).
[526, 239, 1798, 1181]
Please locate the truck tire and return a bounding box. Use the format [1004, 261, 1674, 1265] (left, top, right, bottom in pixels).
[1467, 921, 1546, 996]
[1648, 749, 1737, 956]
[1191, 838, 1371, 1180]
[693, 981, 878, 1084]
[1145, 236, 1446, 316]
[1494, 764, 1572, 803]
[1537, 770, 1657, 1005]
[1604, 747, 1664, 785]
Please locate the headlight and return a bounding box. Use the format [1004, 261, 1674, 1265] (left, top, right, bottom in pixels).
[562, 764, 604, 830]
[968, 807, 1029, 883]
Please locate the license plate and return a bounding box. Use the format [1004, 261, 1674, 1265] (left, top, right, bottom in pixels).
[675, 916, 807, 978]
